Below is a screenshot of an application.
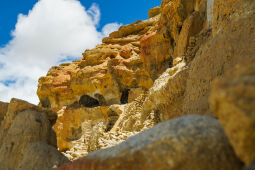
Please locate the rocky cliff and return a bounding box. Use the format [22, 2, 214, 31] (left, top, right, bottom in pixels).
[0, 0, 255, 169]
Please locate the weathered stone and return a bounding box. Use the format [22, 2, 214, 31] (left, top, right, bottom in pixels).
[210, 61, 255, 164]
[58, 115, 242, 170]
[17, 142, 70, 170]
[148, 6, 161, 18]
[142, 62, 188, 121]
[37, 25, 154, 110]
[0, 101, 8, 123]
[173, 11, 204, 64]
[54, 106, 109, 151]
[213, 0, 255, 36]
[182, 2, 255, 115]
[0, 99, 63, 170]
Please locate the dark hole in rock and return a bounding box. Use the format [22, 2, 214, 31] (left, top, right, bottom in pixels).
[79, 95, 100, 108]
[94, 93, 106, 105]
[105, 110, 119, 132]
[66, 126, 82, 142]
[178, 25, 183, 34]
[169, 57, 173, 68]
[110, 55, 115, 59]
[41, 97, 51, 108]
[170, 37, 175, 48]
[120, 89, 130, 104]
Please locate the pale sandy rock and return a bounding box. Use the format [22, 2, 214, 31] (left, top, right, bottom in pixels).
[58, 115, 242, 170]
[142, 62, 188, 121]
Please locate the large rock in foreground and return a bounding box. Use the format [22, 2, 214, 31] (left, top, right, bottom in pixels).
[58, 115, 242, 170]
[0, 98, 69, 170]
[210, 61, 255, 164]
[17, 142, 69, 170]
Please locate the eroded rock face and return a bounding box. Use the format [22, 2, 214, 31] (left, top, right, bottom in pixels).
[58, 115, 242, 170]
[0, 101, 8, 123]
[35, 0, 254, 167]
[0, 99, 69, 170]
[182, 0, 255, 115]
[37, 16, 158, 110]
[210, 61, 255, 165]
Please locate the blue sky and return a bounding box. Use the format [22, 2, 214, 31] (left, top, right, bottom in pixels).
[0, 0, 161, 47]
[0, 0, 161, 104]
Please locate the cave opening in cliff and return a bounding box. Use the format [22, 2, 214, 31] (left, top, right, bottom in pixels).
[120, 89, 130, 104]
[79, 95, 100, 108]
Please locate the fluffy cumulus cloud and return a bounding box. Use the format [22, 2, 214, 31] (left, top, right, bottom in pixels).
[0, 0, 122, 104]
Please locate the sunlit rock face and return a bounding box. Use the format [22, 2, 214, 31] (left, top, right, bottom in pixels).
[34, 0, 255, 168]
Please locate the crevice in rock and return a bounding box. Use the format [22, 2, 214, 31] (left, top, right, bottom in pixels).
[79, 95, 100, 108]
[120, 89, 130, 104]
[105, 110, 119, 132]
[41, 97, 51, 108]
[66, 127, 82, 142]
[178, 25, 183, 34]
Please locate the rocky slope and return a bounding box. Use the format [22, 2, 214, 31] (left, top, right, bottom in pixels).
[0, 0, 254, 169]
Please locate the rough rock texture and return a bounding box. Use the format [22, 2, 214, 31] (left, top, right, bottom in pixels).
[18, 142, 70, 170]
[210, 61, 255, 165]
[182, 0, 255, 115]
[0, 99, 69, 170]
[148, 6, 160, 18]
[58, 115, 242, 170]
[0, 101, 8, 123]
[55, 91, 157, 160]
[142, 62, 188, 121]
[37, 16, 159, 110]
[34, 0, 255, 167]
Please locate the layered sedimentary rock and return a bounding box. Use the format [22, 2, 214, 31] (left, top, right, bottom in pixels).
[58, 115, 242, 170]
[33, 0, 255, 169]
[37, 16, 159, 110]
[0, 99, 69, 170]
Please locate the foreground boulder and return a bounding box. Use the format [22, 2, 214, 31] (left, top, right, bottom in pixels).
[210, 61, 255, 165]
[58, 115, 242, 170]
[17, 142, 69, 170]
[0, 98, 69, 170]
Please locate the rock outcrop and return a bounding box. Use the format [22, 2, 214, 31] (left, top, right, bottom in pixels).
[37, 16, 158, 110]
[1, 0, 254, 169]
[210, 61, 255, 165]
[0, 101, 8, 123]
[0, 99, 69, 170]
[58, 115, 242, 170]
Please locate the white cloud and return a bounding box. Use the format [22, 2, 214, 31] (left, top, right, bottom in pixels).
[102, 23, 123, 37]
[0, 0, 121, 104]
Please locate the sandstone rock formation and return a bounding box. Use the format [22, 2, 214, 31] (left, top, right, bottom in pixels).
[0, 0, 254, 169]
[37, 16, 158, 110]
[58, 115, 242, 170]
[0, 99, 69, 170]
[210, 61, 255, 165]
